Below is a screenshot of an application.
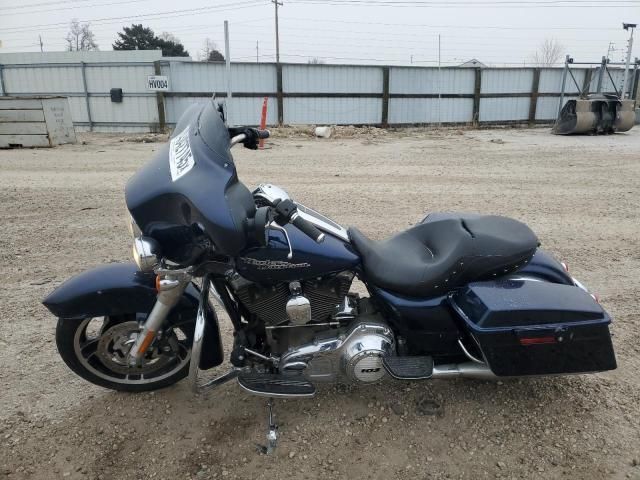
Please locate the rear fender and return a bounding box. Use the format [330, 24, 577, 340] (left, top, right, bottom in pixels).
[515, 249, 574, 285]
[42, 262, 223, 369]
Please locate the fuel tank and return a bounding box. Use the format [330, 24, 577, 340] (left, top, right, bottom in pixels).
[236, 226, 360, 283]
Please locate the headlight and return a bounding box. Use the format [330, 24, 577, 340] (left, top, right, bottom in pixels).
[132, 236, 160, 272]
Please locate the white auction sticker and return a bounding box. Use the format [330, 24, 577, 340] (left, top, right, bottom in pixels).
[169, 128, 195, 182]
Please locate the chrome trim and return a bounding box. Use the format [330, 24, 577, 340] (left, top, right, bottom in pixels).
[230, 133, 246, 147]
[188, 276, 210, 393]
[267, 221, 293, 259]
[253, 183, 291, 204]
[253, 183, 350, 242]
[286, 294, 312, 325]
[457, 339, 485, 365]
[333, 296, 356, 322]
[431, 362, 496, 380]
[572, 276, 589, 293]
[127, 271, 191, 365]
[265, 399, 278, 455]
[295, 202, 350, 242]
[237, 381, 316, 399]
[132, 236, 160, 272]
[501, 275, 544, 282]
[243, 347, 280, 367]
[279, 322, 395, 383]
[196, 368, 242, 392]
[265, 321, 340, 330]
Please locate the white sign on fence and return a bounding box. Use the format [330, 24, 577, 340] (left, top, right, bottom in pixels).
[147, 75, 169, 91]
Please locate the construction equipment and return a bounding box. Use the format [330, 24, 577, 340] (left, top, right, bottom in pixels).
[553, 95, 635, 135]
[552, 54, 639, 135]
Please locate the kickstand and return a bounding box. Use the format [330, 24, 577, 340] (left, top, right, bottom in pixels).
[256, 398, 278, 455]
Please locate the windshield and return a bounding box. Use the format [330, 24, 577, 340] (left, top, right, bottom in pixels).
[196, 99, 234, 165]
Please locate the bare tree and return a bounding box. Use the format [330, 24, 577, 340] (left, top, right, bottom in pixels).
[65, 19, 98, 51]
[200, 38, 224, 62]
[307, 57, 325, 64]
[159, 32, 179, 43]
[531, 38, 564, 67]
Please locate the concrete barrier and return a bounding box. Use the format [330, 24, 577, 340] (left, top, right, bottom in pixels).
[0, 96, 76, 148]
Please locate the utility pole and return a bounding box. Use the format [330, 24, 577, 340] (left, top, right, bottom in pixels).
[437, 34, 441, 127]
[621, 23, 636, 99]
[39, 35, 43, 52]
[256, 40, 259, 63]
[272, 0, 283, 63]
[606, 41, 615, 60]
[224, 20, 232, 125]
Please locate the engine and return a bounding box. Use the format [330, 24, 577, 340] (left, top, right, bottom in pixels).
[231, 271, 354, 327]
[279, 301, 396, 383]
[231, 273, 396, 383]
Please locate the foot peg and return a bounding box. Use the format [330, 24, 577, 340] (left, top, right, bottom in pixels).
[383, 356, 434, 380]
[238, 373, 316, 398]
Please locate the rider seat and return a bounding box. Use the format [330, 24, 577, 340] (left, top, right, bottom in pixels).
[348, 215, 538, 297]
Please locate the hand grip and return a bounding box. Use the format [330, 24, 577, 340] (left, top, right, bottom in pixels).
[291, 213, 325, 243]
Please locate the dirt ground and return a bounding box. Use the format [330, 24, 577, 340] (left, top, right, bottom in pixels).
[1, 126, 639, 480]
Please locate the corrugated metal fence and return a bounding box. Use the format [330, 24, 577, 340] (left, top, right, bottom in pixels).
[0, 58, 636, 132]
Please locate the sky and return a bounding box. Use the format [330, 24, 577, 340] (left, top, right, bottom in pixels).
[0, 0, 638, 66]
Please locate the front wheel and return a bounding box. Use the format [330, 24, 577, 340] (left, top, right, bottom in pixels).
[56, 314, 193, 392]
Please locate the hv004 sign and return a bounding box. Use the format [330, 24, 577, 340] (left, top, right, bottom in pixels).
[147, 75, 169, 91]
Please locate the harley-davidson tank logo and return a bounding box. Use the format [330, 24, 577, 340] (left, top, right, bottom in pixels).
[240, 257, 311, 270]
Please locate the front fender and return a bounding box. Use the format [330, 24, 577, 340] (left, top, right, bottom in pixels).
[42, 262, 223, 369]
[42, 262, 197, 319]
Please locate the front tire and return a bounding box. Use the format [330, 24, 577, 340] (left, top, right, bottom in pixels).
[56, 315, 193, 392]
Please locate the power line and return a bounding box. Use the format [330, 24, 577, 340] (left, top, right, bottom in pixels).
[0, 0, 266, 33]
[2, 0, 136, 10]
[278, 16, 626, 31]
[289, 0, 639, 6]
[0, 0, 157, 17]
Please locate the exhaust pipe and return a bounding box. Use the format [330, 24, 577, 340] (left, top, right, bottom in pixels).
[431, 362, 496, 380]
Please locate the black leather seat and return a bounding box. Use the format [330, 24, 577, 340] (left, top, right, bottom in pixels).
[349, 215, 538, 297]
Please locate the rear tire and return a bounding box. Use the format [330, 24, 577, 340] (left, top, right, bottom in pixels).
[56, 315, 193, 393]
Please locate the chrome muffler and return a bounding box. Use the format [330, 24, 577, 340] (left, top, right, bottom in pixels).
[431, 362, 497, 380]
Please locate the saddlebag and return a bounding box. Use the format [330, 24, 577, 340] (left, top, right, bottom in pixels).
[450, 279, 616, 376]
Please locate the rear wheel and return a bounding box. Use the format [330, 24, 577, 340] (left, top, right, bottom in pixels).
[56, 314, 193, 392]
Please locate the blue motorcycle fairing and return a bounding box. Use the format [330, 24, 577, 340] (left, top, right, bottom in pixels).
[236, 225, 360, 284]
[42, 262, 223, 369]
[125, 101, 256, 263]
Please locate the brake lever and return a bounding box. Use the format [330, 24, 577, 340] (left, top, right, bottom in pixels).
[266, 221, 293, 260]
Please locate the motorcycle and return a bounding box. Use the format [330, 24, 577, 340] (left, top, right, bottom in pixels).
[43, 100, 616, 453]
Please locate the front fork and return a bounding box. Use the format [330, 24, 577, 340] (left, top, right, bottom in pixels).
[127, 269, 192, 366]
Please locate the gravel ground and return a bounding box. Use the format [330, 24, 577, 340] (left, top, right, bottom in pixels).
[1, 127, 639, 480]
